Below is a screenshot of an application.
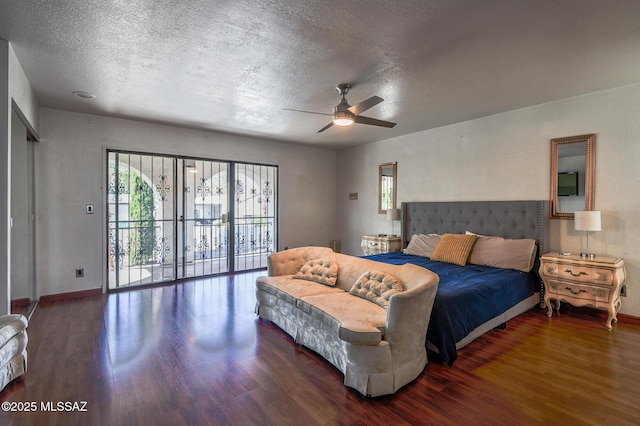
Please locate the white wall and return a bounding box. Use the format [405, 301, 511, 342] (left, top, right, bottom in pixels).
[337, 84, 640, 317]
[36, 109, 337, 297]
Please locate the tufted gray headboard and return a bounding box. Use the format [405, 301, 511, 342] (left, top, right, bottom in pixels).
[401, 200, 550, 304]
[401, 200, 549, 249]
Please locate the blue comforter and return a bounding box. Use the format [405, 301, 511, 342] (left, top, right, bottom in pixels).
[363, 252, 536, 366]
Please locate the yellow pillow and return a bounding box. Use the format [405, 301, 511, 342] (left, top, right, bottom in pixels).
[430, 233, 478, 266]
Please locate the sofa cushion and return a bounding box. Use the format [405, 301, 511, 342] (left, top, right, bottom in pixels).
[349, 270, 404, 308]
[430, 233, 477, 266]
[293, 259, 338, 286]
[257, 275, 343, 305]
[298, 292, 387, 345]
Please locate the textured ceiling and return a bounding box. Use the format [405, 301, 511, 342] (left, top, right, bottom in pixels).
[2, 0, 640, 148]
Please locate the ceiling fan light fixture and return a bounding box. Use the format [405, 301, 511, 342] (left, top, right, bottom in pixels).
[333, 111, 354, 127]
[286, 83, 396, 133]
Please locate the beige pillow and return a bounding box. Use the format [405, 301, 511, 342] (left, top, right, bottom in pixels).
[350, 270, 404, 308]
[293, 259, 338, 286]
[466, 232, 537, 272]
[430, 233, 477, 266]
[403, 233, 442, 258]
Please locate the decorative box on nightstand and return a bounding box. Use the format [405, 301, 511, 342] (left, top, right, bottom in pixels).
[361, 234, 402, 255]
[539, 252, 626, 330]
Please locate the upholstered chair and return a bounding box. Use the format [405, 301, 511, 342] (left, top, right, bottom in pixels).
[0, 314, 28, 392]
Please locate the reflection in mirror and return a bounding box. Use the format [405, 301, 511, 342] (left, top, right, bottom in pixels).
[550, 134, 595, 219]
[379, 162, 397, 214]
[10, 108, 37, 316]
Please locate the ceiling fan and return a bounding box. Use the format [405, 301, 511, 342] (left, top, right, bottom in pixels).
[283, 84, 397, 133]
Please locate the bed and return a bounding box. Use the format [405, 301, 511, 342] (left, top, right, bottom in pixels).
[364, 200, 549, 366]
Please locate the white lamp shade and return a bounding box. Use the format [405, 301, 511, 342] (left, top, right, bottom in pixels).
[574, 210, 601, 232]
[387, 208, 401, 221]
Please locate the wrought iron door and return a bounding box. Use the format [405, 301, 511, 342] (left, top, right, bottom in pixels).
[108, 151, 277, 290]
[179, 159, 230, 278]
[233, 163, 277, 271]
[108, 152, 176, 289]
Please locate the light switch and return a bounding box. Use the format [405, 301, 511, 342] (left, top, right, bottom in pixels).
[86, 204, 94, 214]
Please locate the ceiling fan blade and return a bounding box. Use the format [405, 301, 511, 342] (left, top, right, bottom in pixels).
[282, 108, 333, 117]
[354, 115, 397, 128]
[317, 122, 334, 133]
[348, 95, 384, 115]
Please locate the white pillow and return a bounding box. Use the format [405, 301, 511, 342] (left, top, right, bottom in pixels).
[465, 231, 537, 272]
[403, 233, 442, 258]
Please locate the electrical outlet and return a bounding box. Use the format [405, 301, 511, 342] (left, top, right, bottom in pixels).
[620, 284, 627, 297]
[75, 268, 84, 278]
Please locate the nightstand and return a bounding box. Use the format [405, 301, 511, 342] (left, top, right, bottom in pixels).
[539, 252, 626, 330]
[361, 234, 402, 255]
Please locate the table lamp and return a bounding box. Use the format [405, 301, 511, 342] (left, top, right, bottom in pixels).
[387, 208, 401, 237]
[574, 210, 601, 260]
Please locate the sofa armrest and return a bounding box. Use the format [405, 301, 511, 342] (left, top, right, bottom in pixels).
[0, 314, 28, 349]
[384, 273, 439, 358]
[267, 246, 335, 276]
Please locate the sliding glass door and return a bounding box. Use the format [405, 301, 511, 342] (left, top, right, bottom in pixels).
[107, 151, 277, 290]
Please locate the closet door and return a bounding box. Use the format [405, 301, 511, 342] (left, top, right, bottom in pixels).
[10, 109, 36, 311]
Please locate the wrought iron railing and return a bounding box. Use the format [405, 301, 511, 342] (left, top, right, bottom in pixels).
[108, 218, 275, 268]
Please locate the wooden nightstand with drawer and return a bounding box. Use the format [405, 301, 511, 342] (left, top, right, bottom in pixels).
[540, 252, 626, 330]
[361, 234, 402, 255]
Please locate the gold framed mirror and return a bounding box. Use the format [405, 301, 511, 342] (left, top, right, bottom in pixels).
[550, 134, 596, 219]
[378, 162, 397, 214]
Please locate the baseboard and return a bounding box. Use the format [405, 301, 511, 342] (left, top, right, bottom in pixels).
[39, 288, 103, 305]
[11, 298, 30, 309]
[618, 313, 640, 326]
[561, 305, 640, 326]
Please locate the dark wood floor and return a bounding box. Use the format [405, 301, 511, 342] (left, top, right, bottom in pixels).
[2, 272, 640, 426]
